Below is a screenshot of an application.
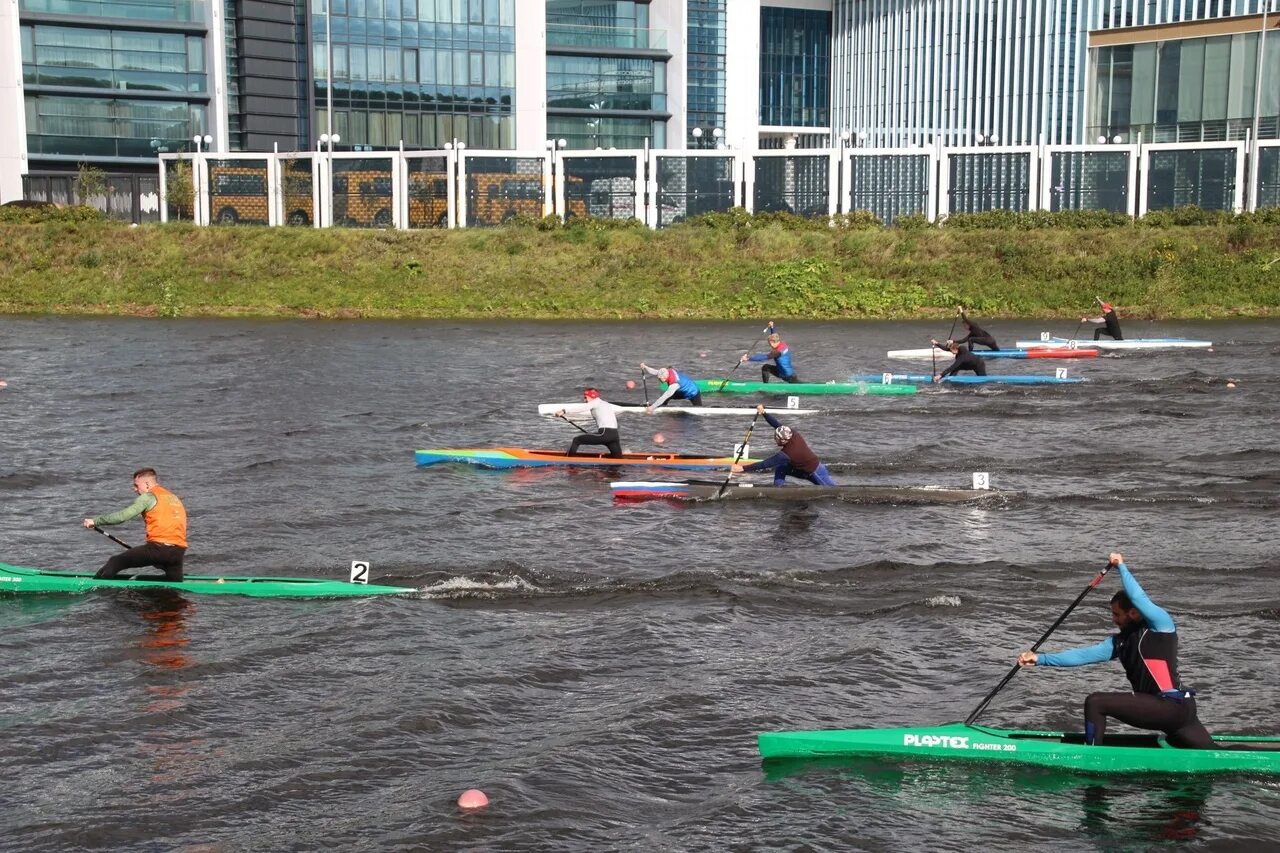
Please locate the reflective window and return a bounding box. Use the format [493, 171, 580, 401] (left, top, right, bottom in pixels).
[759, 7, 830, 128]
[1090, 30, 1279, 142]
[547, 55, 666, 113]
[22, 23, 207, 93]
[687, 0, 726, 147]
[19, 0, 205, 23]
[315, 0, 514, 149]
[25, 94, 207, 157]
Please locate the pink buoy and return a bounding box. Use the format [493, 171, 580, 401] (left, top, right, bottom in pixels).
[457, 789, 489, 810]
[653, 433, 666, 444]
[625, 379, 636, 389]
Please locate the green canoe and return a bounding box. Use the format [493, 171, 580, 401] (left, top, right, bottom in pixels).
[757, 722, 1280, 775]
[0, 562, 417, 599]
[696, 379, 916, 396]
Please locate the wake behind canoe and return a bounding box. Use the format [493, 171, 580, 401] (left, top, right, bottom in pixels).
[695, 379, 916, 396]
[0, 562, 416, 598]
[415, 448, 754, 470]
[757, 722, 1280, 775]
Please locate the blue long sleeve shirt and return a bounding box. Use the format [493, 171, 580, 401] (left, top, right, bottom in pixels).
[1038, 564, 1174, 667]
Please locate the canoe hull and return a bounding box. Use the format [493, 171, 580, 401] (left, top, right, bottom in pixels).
[887, 348, 1098, 360]
[695, 379, 916, 396]
[757, 722, 1280, 775]
[0, 563, 415, 598]
[848, 374, 1084, 386]
[536, 403, 819, 418]
[415, 448, 752, 470]
[611, 481, 996, 504]
[1015, 337, 1212, 351]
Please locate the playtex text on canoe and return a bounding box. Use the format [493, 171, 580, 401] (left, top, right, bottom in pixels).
[902, 732, 1016, 752]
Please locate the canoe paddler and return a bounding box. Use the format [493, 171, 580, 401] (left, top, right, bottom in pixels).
[82, 467, 188, 581]
[554, 388, 623, 458]
[930, 339, 988, 381]
[1082, 300, 1123, 341]
[741, 327, 798, 384]
[950, 307, 1000, 351]
[640, 362, 703, 410]
[1017, 552, 1214, 749]
[729, 404, 836, 485]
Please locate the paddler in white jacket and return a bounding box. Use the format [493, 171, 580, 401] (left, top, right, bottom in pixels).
[554, 388, 624, 457]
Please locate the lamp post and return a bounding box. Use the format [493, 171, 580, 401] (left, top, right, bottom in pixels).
[319, 132, 340, 227]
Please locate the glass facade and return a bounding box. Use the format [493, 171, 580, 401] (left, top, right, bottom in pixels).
[313, 0, 516, 150]
[759, 7, 830, 128]
[544, 0, 668, 150]
[19, 0, 205, 23]
[25, 95, 208, 157]
[18, 2, 210, 161]
[21, 24, 207, 93]
[1091, 31, 1280, 143]
[686, 0, 725, 147]
[546, 0, 661, 50]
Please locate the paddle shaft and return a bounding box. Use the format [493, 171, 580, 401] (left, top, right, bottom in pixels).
[641, 371, 650, 405]
[91, 525, 132, 550]
[721, 323, 773, 389]
[964, 564, 1112, 726]
[556, 413, 592, 435]
[714, 412, 760, 498]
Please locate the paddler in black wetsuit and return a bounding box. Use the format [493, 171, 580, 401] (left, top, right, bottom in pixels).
[1082, 301, 1123, 341]
[950, 307, 999, 351]
[930, 339, 987, 381]
[1017, 552, 1214, 749]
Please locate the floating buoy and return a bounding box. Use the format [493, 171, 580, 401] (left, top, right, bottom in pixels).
[699, 351, 708, 358]
[625, 379, 636, 389]
[1226, 382, 1236, 389]
[1207, 347, 1214, 353]
[457, 789, 488, 810]
[653, 433, 666, 444]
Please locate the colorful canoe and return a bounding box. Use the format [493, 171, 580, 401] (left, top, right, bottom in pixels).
[695, 379, 916, 396]
[537, 403, 819, 418]
[611, 480, 997, 504]
[415, 448, 754, 470]
[847, 374, 1084, 386]
[887, 347, 1098, 360]
[0, 562, 416, 599]
[757, 722, 1280, 775]
[1015, 336, 1213, 351]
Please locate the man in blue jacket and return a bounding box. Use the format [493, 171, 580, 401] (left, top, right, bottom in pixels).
[1017, 552, 1214, 749]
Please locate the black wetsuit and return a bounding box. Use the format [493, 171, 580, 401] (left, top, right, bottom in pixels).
[955, 314, 999, 350]
[1095, 309, 1123, 341]
[936, 344, 988, 377]
[568, 429, 622, 457]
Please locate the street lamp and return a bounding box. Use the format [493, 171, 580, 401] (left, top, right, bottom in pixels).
[192, 133, 212, 153]
[1249, 1, 1275, 211]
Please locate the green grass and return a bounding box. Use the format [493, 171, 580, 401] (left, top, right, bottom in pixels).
[1, 217, 1277, 319]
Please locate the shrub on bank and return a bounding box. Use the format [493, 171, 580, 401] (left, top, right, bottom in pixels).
[0, 203, 104, 224]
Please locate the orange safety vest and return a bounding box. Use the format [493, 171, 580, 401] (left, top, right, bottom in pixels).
[144, 485, 188, 548]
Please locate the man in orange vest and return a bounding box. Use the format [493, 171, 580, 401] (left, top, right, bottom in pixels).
[82, 467, 188, 581]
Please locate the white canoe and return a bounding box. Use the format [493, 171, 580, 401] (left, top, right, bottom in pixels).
[1014, 335, 1213, 351]
[537, 403, 819, 419]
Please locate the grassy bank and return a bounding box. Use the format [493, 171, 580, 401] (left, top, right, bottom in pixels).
[1, 214, 1277, 319]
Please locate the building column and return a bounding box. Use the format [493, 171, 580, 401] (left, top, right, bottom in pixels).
[0, 0, 28, 202]
[513, 0, 547, 150]
[724, 0, 761, 151]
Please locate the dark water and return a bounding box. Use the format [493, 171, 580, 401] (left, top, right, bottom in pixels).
[2, 317, 1278, 852]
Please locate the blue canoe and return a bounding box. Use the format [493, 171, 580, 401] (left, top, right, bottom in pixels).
[848, 374, 1085, 386]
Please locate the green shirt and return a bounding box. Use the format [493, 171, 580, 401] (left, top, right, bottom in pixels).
[94, 492, 156, 527]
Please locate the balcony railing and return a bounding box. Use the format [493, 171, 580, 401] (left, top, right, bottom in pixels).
[546, 22, 666, 51]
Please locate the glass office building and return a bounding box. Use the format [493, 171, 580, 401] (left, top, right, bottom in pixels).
[1090, 29, 1280, 143]
[686, 0, 724, 147]
[312, 0, 516, 149]
[759, 6, 830, 128]
[544, 1, 668, 150]
[20, 2, 211, 160]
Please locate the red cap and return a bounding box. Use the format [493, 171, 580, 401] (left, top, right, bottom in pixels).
[1101, 302, 1113, 311]
[583, 388, 600, 400]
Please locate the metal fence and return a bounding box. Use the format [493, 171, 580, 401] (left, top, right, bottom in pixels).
[158, 139, 1280, 230]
